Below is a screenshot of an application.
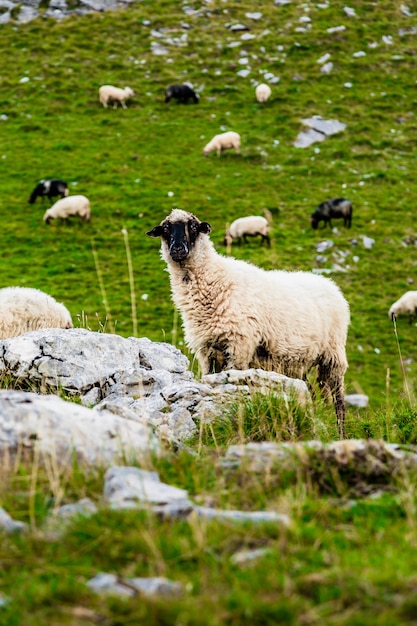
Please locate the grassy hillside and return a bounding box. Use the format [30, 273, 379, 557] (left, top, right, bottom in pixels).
[2, 2, 417, 623]
[0, 0, 417, 413]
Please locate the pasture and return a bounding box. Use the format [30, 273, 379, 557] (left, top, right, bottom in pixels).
[1, 1, 417, 623]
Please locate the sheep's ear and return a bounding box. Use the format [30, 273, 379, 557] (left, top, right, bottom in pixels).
[199, 222, 211, 234]
[147, 226, 163, 238]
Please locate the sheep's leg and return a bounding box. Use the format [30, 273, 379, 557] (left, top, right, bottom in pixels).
[317, 361, 346, 439]
[121, 102, 128, 110]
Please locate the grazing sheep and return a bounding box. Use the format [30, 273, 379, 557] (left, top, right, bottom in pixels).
[147, 208, 350, 437]
[311, 198, 353, 229]
[203, 131, 241, 157]
[0, 286, 73, 339]
[28, 179, 69, 205]
[388, 291, 417, 323]
[98, 85, 135, 109]
[43, 195, 91, 224]
[224, 215, 270, 247]
[165, 84, 199, 104]
[255, 83, 272, 103]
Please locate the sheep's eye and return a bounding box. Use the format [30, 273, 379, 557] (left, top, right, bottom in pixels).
[189, 221, 198, 232]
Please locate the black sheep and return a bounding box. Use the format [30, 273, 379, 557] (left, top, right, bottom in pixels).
[28, 179, 69, 204]
[165, 84, 199, 104]
[311, 198, 353, 229]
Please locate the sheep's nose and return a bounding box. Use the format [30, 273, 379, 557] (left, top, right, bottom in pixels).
[169, 242, 189, 261]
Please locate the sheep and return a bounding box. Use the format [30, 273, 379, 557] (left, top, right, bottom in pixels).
[388, 291, 417, 323]
[224, 215, 270, 247]
[98, 85, 135, 109]
[255, 83, 272, 103]
[203, 131, 241, 157]
[311, 198, 353, 229]
[43, 195, 91, 224]
[28, 179, 69, 205]
[0, 286, 73, 339]
[165, 84, 199, 104]
[147, 208, 351, 438]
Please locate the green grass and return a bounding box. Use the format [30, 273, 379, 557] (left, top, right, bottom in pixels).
[1, 0, 417, 623]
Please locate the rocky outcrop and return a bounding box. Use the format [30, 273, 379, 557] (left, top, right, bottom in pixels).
[0, 328, 310, 453]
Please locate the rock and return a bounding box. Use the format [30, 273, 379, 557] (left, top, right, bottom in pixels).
[0, 506, 27, 533]
[194, 506, 290, 526]
[294, 116, 346, 147]
[0, 390, 157, 465]
[228, 23, 250, 32]
[230, 547, 272, 565]
[345, 394, 369, 408]
[320, 62, 334, 74]
[87, 573, 183, 597]
[104, 466, 193, 509]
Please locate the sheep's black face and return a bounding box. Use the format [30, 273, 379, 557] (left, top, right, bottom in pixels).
[147, 217, 211, 262]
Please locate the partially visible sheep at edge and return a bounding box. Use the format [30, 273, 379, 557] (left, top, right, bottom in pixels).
[28, 179, 68, 204]
[311, 197, 353, 229]
[43, 195, 91, 224]
[255, 83, 272, 103]
[388, 291, 417, 323]
[99, 85, 135, 109]
[203, 131, 241, 157]
[0, 286, 73, 339]
[224, 215, 271, 247]
[147, 208, 350, 438]
[165, 84, 199, 104]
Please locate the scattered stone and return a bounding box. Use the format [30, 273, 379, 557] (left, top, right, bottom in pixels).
[87, 573, 183, 598]
[327, 25, 346, 34]
[345, 394, 369, 408]
[223, 439, 417, 495]
[317, 52, 331, 64]
[353, 51, 366, 57]
[316, 240, 334, 252]
[104, 466, 193, 510]
[401, 5, 413, 17]
[55, 498, 98, 521]
[0, 507, 27, 534]
[320, 62, 333, 74]
[344, 6, 356, 17]
[194, 506, 291, 526]
[0, 594, 10, 608]
[228, 23, 250, 32]
[362, 235, 375, 249]
[230, 547, 272, 565]
[245, 12, 262, 20]
[294, 116, 346, 148]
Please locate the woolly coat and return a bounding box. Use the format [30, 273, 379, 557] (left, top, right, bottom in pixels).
[0, 287, 73, 339]
[203, 132, 241, 156]
[158, 210, 349, 381]
[388, 291, 417, 321]
[255, 83, 272, 103]
[43, 195, 91, 223]
[99, 85, 134, 109]
[227, 216, 270, 242]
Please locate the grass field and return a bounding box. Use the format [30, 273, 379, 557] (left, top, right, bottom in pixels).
[2, 1, 417, 623]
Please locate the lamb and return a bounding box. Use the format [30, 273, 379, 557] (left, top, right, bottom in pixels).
[255, 83, 272, 103]
[203, 131, 241, 157]
[43, 195, 91, 224]
[0, 286, 73, 339]
[147, 208, 351, 437]
[388, 291, 417, 323]
[98, 85, 135, 109]
[224, 215, 270, 247]
[28, 179, 69, 204]
[165, 84, 199, 104]
[311, 198, 353, 229]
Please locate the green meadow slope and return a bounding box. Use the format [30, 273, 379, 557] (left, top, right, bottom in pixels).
[1, 1, 417, 414]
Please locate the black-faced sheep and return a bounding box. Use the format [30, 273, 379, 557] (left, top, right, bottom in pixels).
[0, 286, 73, 338]
[224, 216, 270, 247]
[311, 198, 353, 229]
[255, 83, 272, 103]
[165, 84, 199, 104]
[147, 208, 350, 437]
[99, 85, 135, 109]
[43, 195, 91, 224]
[388, 291, 417, 323]
[203, 131, 241, 157]
[28, 179, 69, 205]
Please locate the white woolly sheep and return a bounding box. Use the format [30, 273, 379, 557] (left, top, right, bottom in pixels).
[0, 286, 73, 339]
[43, 195, 91, 224]
[388, 291, 417, 323]
[99, 85, 135, 109]
[147, 209, 351, 437]
[203, 131, 241, 157]
[255, 83, 272, 103]
[224, 215, 271, 247]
